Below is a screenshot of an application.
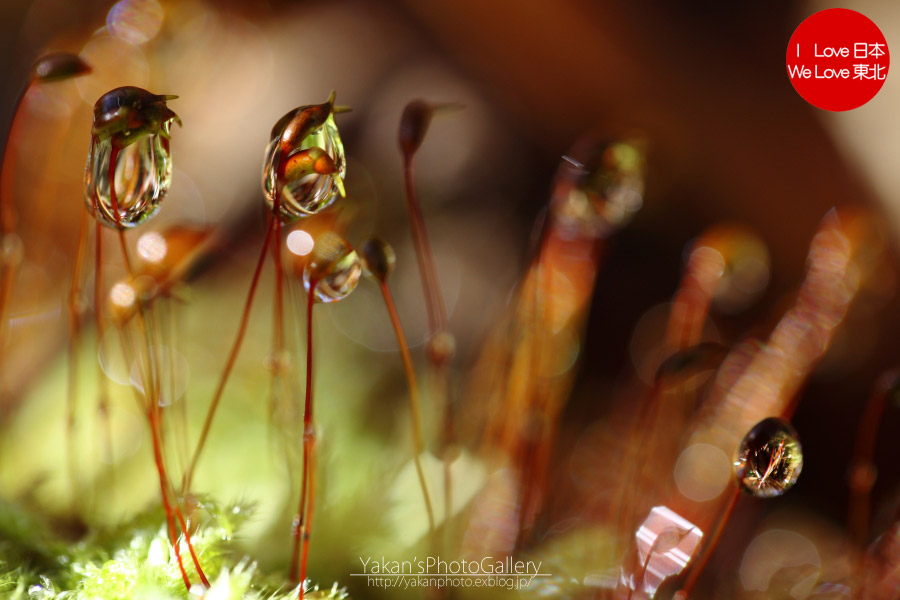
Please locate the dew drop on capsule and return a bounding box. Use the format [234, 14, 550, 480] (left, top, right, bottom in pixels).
[551, 136, 646, 237]
[734, 417, 803, 498]
[263, 95, 346, 220]
[84, 87, 180, 229]
[302, 233, 361, 303]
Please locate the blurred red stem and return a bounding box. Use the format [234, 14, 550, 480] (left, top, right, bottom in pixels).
[402, 153, 455, 532]
[676, 487, 740, 598]
[291, 282, 317, 595]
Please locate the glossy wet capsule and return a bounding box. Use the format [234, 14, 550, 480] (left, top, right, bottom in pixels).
[263, 93, 347, 220]
[302, 233, 361, 303]
[359, 237, 396, 282]
[90, 86, 181, 145]
[84, 87, 180, 228]
[734, 417, 803, 498]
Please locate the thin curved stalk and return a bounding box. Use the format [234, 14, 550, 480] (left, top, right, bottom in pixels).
[848, 375, 895, 592]
[118, 326, 192, 590]
[108, 147, 207, 588]
[402, 154, 454, 529]
[380, 280, 436, 537]
[268, 216, 289, 441]
[290, 285, 316, 595]
[675, 487, 740, 599]
[182, 222, 274, 493]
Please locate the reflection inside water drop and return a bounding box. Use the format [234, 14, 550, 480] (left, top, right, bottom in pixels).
[734, 417, 803, 498]
[263, 112, 345, 220]
[302, 234, 361, 303]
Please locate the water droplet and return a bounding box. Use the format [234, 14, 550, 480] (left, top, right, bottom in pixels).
[302, 233, 361, 303]
[84, 87, 179, 228]
[359, 237, 396, 282]
[263, 96, 346, 220]
[734, 417, 803, 498]
[551, 136, 646, 237]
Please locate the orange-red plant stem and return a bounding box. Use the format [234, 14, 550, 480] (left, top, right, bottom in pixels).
[291, 283, 318, 597]
[148, 400, 194, 590]
[183, 221, 274, 492]
[676, 488, 740, 599]
[849, 378, 891, 549]
[109, 146, 207, 589]
[402, 154, 454, 528]
[118, 324, 191, 591]
[380, 280, 436, 536]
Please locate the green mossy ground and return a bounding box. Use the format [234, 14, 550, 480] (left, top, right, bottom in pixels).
[0, 499, 346, 600]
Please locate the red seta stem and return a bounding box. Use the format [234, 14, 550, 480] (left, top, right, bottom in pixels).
[380, 280, 436, 537]
[849, 377, 892, 549]
[402, 154, 455, 533]
[675, 488, 740, 599]
[401, 159, 447, 335]
[148, 402, 193, 590]
[183, 221, 274, 493]
[291, 282, 317, 598]
[108, 144, 207, 589]
[273, 218, 285, 360]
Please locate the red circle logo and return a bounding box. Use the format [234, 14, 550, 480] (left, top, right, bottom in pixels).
[786, 8, 889, 111]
